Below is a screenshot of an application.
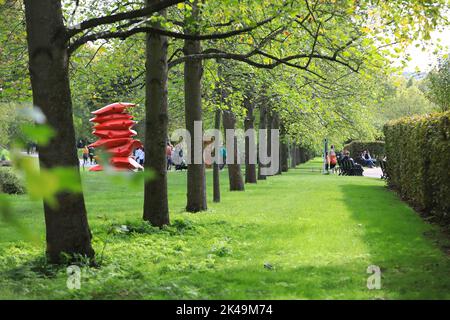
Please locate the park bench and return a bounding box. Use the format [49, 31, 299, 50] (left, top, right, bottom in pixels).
[338, 159, 352, 175]
[338, 159, 363, 176]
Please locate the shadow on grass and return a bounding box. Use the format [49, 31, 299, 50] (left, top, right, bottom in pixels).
[340, 184, 450, 299]
[4, 256, 63, 280]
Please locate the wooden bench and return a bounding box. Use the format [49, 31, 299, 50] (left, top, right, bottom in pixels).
[338, 159, 363, 176]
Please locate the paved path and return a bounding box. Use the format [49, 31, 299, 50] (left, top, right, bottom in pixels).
[20, 152, 97, 169]
[20, 151, 38, 158]
[363, 166, 383, 179]
[19, 151, 383, 178]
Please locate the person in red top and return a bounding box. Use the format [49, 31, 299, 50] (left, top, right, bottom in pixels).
[166, 142, 174, 171]
[329, 145, 337, 174]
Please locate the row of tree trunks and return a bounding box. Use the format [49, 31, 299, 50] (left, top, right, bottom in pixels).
[23, 0, 314, 264]
[289, 144, 313, 168]
[184, 0, 207, 212]
[24, 0, 94, 264]
[290, 146, 312, 165]
[143, 4, 169, 227]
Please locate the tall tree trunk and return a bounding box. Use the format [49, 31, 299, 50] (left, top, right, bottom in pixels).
[299, 147, 305, 164]
[213, 109, 221, 202]
[271, 111, 282, 175]
[280, 123, 289, 172]
[244, 96, 257, 183]
[223, 109, 245, 191]
[257, 103, 267, 180]
[24, 0, 94, 263]
[265, 105, 274, 177]
[143, 5, 169, 227]
[290, 143, 297, 168]
[184, 0, 207, 212]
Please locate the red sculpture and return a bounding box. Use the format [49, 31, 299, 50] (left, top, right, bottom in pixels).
[88, 102, 143, 171]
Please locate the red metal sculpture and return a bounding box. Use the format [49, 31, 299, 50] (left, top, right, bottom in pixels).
[88, 102, 143, 171]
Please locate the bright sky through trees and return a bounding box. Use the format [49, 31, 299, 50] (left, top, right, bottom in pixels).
[404, 11, 449, 72]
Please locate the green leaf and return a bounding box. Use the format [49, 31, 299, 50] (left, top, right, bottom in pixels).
[20, 124, 55, 145]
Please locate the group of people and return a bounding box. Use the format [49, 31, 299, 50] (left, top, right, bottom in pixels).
[166, 142, 188, 171]
[165, 142, 228, 171]
[79, 138, 188, 170]
[82, 145, 96, 166]
[324, 145, 378, 175]
[132, 142, 188, 171]
[26, 142, 38, 155]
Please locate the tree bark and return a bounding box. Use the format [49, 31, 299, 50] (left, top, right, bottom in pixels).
[290, 144, 297, 168]
[223, 109, 245, 191]
[213, 109, 221, 202]
[143, 4, 169, 227]
[280, 123, 289, 172]
[265, 105, 274, 176]
[24, 0, 94, 263]
[257, 103, 267, 180]
[299, 147, 305, 164]
[271, 111, 282, 175]
[184, 0, 207, 212]
[244, 95, 257, 183]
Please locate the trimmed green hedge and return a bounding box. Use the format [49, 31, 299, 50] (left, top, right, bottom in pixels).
[384, 111, 450, 221]
[343, 141, 385, 160]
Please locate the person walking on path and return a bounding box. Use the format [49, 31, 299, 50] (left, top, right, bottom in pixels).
[219, 145, 227, 170]
[166, 142, 174, 171]
[88, 146, 95, 165]
[329, 145, 337, 174]
[82, 145, 89, 166]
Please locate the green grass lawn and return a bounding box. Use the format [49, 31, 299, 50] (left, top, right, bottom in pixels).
[1, 158, 449, 299]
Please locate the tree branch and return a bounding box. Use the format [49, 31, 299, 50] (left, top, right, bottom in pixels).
[68, 15, 278, 54]
[66, 0, 184, 38]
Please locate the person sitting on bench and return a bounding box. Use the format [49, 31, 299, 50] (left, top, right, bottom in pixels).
[361, 150, 376, 168]
[342, 151, 364, 176]
[341, 151, 352, 163]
